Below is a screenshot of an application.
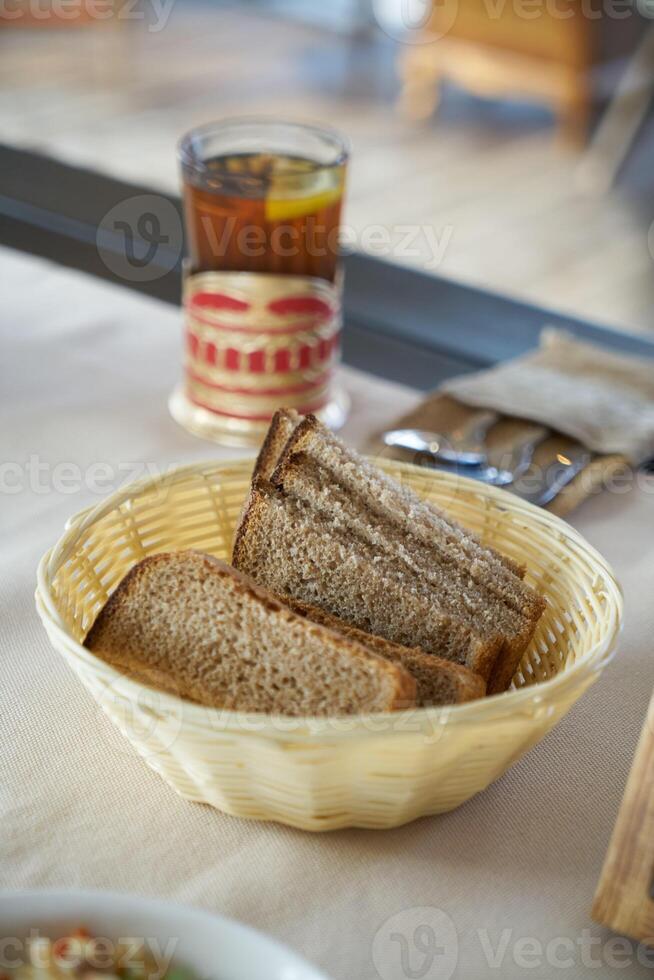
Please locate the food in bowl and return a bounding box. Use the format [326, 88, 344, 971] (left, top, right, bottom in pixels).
[0, 927, 192, 980]
[0, 891, 329, 979]
[84, 411, 544, 715]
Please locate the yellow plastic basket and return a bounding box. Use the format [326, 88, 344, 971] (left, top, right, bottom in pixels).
[35, 458, 622, 831]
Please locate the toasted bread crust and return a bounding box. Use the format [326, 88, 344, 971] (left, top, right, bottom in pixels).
[252, 408, 300, 484]
[231, 479, 267, 575]
[486, 590, 547, 694]
[269, 412, 317, 486]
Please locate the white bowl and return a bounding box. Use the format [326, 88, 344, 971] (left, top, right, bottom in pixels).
[0, 890, 329, 980]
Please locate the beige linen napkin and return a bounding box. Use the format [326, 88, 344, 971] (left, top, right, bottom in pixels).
[442, 327, 654, 465]
[366, 327, 654, 517]
[367, 393, 628, 517]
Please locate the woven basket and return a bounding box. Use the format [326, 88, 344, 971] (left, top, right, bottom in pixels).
[35, 459, 622, 831]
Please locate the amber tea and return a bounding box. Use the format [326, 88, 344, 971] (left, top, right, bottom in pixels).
[182, 151, 345, 282]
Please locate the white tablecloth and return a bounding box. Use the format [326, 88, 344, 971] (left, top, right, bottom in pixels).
[2, 246, 654, 980]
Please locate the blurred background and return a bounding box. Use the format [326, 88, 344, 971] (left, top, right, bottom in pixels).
[1, 0, 653, 333]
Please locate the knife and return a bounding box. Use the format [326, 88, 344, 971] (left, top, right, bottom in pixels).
[512, 448, 593, 507]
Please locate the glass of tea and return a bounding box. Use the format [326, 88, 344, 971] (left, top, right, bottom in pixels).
[169, 118, 350, 447]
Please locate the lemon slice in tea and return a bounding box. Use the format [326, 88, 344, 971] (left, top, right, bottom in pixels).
[265, 160, 344, 223]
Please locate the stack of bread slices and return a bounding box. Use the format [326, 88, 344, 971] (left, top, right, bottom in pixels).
[85, 410, 544, 717]
[233, 409, 545, 698]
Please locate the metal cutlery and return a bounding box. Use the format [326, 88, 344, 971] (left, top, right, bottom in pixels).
[400, 425, 550, 487]
[418, 444, 592, 502]
[383, 411, 499, 466]
[383, 413, 592, 506]
[512, 447, 594, 507]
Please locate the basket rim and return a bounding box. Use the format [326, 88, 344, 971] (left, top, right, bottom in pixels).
[34, 456, 624, 741]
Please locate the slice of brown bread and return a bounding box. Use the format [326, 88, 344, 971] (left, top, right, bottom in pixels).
[276, 413, 527, 582]
[273, 451, 534, 652]
[232, 481, 503, 679]
[271, 447, 544, 694]
[284, 597, 486, 706]
[269, 414, 545, 692]
[84, 551, 416, 716]
[252, 407, 301, 482]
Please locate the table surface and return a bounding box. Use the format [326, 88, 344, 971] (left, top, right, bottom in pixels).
[3, 244, 654, 979]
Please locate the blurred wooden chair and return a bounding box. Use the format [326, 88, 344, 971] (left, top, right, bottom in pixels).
[397, 3, 646, 145]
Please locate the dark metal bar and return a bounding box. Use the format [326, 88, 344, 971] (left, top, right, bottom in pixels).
[2, 142, 653, 394]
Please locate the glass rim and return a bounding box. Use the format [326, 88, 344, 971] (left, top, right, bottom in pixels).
[178, 116, 350, 182]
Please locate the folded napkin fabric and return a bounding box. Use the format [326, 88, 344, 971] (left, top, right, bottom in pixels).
[442, 328, 654, 465]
